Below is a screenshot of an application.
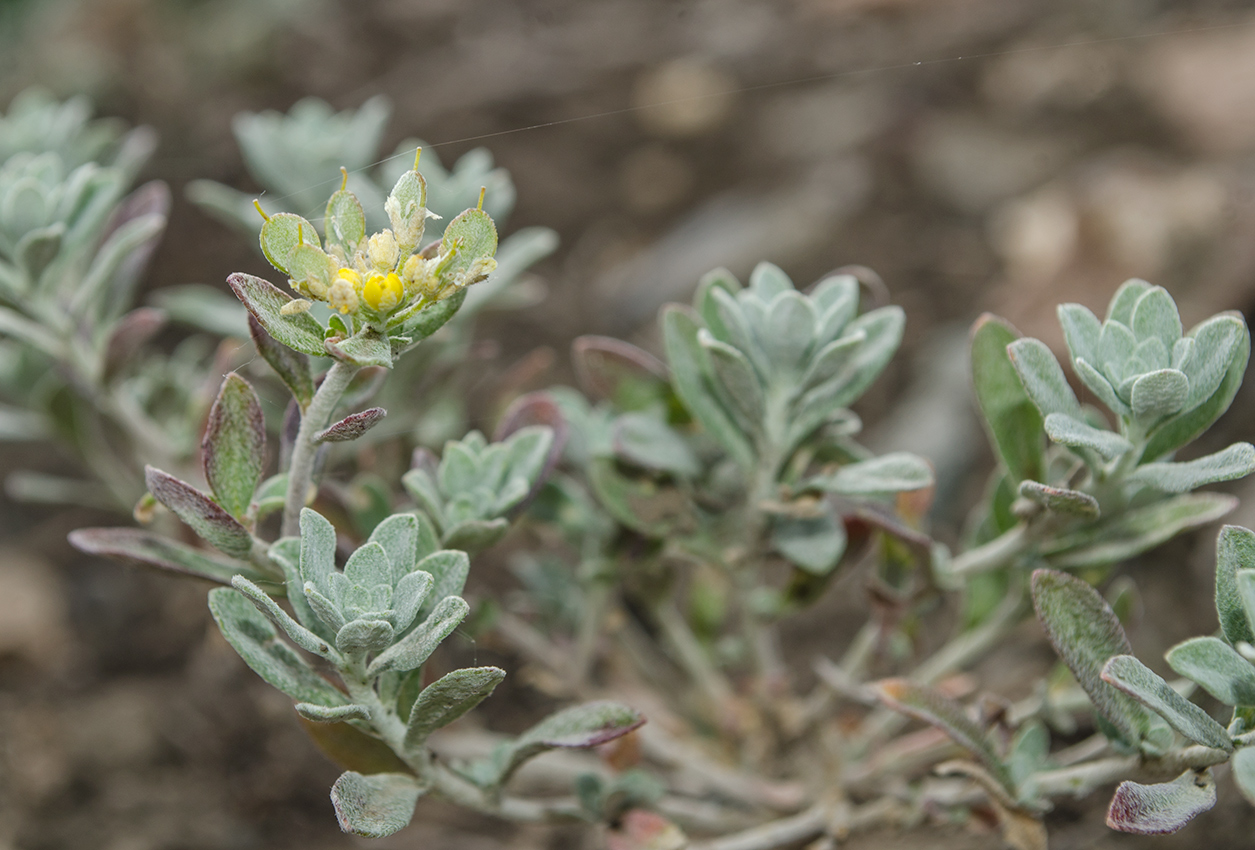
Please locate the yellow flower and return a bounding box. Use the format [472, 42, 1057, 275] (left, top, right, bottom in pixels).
[362, 271, 404, 312]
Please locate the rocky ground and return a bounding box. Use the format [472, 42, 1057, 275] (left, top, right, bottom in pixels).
[4, 0, 1255, 847]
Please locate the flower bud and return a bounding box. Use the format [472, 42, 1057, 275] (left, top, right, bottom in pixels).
[367, 229, 399, 271]
[329, 269, 361, 315]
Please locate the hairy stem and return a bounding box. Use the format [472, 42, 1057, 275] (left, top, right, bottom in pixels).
[282, 360, 358, 536]
[947, 522, 1029, 577]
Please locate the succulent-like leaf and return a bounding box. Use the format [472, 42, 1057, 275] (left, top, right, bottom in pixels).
[315, 407, 387, 443]
[403, 666, 507, 751]
[1101, 655, 1232, 751]
[1166, 637, 1255, 706]
[1128, 443, 1255, 494]
[1007, 338, 1081, 418]
[1216, 526, 1255, 647]
[228, 272, 326, 356]
[1031, 569, 1171, 751]
[208, 587, 348, 707]
[144, 466, 254, 559]
[330, 771, 424, 838]
[970, 314, 1044, 484]
[203, 374, 266, 519]
[1042, 412, 1131, 461]
[1106, 770, 1215, 835]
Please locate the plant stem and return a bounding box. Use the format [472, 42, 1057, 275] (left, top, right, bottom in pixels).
[656, 600, 736, 709]
[282, 360, 358, 536]
[947, 523, 1029, 577]
[1032, 745, 1231, 798]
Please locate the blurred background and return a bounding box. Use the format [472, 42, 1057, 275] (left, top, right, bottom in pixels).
[3, 0, 1255, 847]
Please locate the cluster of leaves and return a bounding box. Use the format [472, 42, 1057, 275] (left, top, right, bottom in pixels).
[0, 89, 197, 507]
[13, 87, 1255, 847]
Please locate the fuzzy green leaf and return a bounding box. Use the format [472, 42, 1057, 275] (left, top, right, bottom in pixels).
[1057, 304, 1102, 371]
[1142, 318, 1248, 461]
[330, 771, 424, 838]
[1043, 412, 1131, 460]
[367, 595, 468, 676]
[442, 518, 509, 553]
[295, 703, 371, 723]
[812, 452, 934, 495]
[68, 527, 263, 585]
[259, 212, 319, 276]
[1032, 569, 1171, 751]
[227, 272, 327, 356]
[1101, 655, 1232, 751]
[1019, 480, 1100, 519]
[479, 701, 644, 789]
[315, 408, 387, 444]
[662, 306, 753, 468]
[145, 466, 253, 559]
[325, 187, 366, 258]
[440, 208, 497, 276]
[699, 331, 765, 426]
[1166, 637, 1255, 706]
[1232, 748, 1255, 807]
[1131, 369, 1189, 420]
[403, 666, 507, 751]
[1043, 492, 1236, 569]
[208, 587, 348, 707]
[772, 510, 847, 576]
[1007, 338, 1081, 418]
[326, 328, 393, 368]
[203, 374, 266, 519]
[231, 576, 339, 661]
[248, 315, 313, 408]
[613, 413, 700, 478]
[1130, 287, 1182, 349]
[1217, 526, 1255, 647]
[1128, 443, 1255, 494]
[414, 550, 469, 623]
[1106, 770, 1215, 835]
[970, 314, 1044, 484]
[367, 514, 420, 582]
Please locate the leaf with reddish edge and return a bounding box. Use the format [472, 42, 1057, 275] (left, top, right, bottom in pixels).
[1106, 770, 1216, 834]
[203, 374, 266, 519]
[145, 466, 253, 559]
[68, 527, 266, 584]
[330, 771, 424, 838]
[871, 678, 1013, 793]
[248, 314, 314, 408]
[315, 408, 387, 443]
[477, 701, 645, 789]
[1031, 569, 1172, 752]
[572, 335, 669, 404]
[227, 272, 326, 357]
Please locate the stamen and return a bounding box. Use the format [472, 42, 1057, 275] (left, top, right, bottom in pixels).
[252, 199, 270, 221]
